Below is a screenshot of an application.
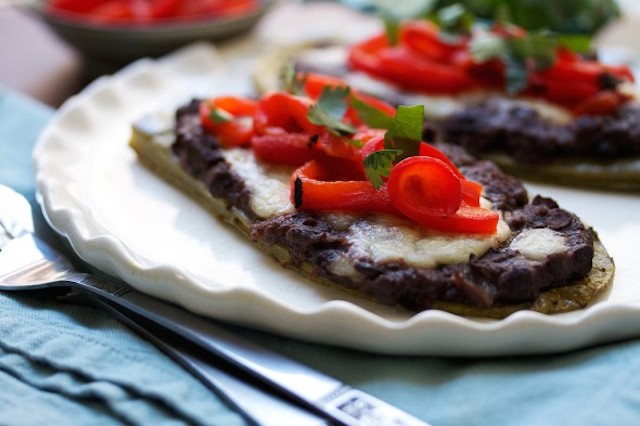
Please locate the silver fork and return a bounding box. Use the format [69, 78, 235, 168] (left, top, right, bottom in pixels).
[0, 185, 330, 425]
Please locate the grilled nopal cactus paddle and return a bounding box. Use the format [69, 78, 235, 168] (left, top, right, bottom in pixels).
[129, 109, 615, 319]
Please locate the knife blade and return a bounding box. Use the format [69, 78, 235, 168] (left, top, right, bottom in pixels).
[85, 294, 330, 426]
[76, 276, 431, 426]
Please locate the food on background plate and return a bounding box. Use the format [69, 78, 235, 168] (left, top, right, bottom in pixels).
[254, 15, 640, 191]
[45, 0, 260, 25]
[130, 73, 614, 319]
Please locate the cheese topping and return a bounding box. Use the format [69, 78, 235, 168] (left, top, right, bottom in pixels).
[222, 148, 295, 218]
[343, 212, 512, 270]
[510, 228, 568, 261]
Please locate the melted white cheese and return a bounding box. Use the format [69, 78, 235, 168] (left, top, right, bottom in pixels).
[222, 148, 295, 218]
[342, 212, 512, 270]
[510, 228, 568, 261]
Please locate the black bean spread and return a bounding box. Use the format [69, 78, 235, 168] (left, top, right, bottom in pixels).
[172, 100, 595, 312]
[441, 100, 640, 164]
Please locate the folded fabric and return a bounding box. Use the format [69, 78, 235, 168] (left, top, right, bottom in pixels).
[0, 88, 246, 426]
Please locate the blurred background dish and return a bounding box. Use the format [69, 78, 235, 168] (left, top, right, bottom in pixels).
[25, 0, 274, 66]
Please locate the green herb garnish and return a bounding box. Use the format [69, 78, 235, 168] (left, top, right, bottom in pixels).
[363, 105, 425, 189]
[281, 62, 306, 95]
[471, 30, 560, 95]
[208, 108, 232, 124]
[307, 86, 357, 136]
[350, 96, 394, 129]
[429, 3, 474, 40]
[383, 104, 424, 158]
[364, 149, 402, 189]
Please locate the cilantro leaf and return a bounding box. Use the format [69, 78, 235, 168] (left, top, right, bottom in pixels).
[510, 31, 557, 71]
[557, 34, 592, 54]
[307, 86, 357, 136]
[470, 30, 561, 95]
[281, 63, 306, 95]
[430, 3, 474, 39]
[350, 95, 394, 129]
[383, 104, 424, 160]
[363, 149, 402, 189]
[383, 18, 401, 45]
[362, 105, 425, 189]
[346, 139, 365, 149]
[208, 108, 232, 124]
[503, 56, 528, 95]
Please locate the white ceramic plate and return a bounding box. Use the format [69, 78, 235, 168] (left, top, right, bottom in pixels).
[34, 43, 640, 357]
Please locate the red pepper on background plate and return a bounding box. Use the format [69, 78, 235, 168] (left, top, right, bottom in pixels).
[348, 20, 635, 112]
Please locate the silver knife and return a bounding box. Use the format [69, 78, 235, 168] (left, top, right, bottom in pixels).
[81, 280, 431, 426]
[84, 294, 330, 426]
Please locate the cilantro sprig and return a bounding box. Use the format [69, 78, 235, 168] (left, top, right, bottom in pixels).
[471, 29, 591, 94]
[364, 105, 425, 189]
[208, 108, 232, 124]
[307, 86, 357, 137]
[429, 3, 474, 40]
[280, 63, 306, 96]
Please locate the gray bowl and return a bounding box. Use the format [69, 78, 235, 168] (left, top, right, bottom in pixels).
[27, 0, 274, 65]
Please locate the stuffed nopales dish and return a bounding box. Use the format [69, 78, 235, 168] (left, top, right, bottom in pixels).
[130, 74, 614, 318]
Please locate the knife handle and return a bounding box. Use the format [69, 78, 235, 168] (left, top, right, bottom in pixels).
[68, 272, 348, 424]
[82, 295, 329, 426]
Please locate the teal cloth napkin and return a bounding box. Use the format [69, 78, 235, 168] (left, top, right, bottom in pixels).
[3, 87, 640, 426]
[0, 89, 246, 426]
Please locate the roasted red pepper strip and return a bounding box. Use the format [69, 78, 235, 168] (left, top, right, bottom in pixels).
[387, 157, 498, 234]
[252, 132, 318, 166]
[573, 91, 631, 116]
[349, 35, 476, 94]
[292, 160, 399, 215]
[252, 91, 362, 164]
[400, 20, 468, 63]
[200, 96, 258, 148]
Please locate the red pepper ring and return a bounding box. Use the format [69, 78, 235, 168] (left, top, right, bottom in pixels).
[387, 156, 499, 234]
[291, 160, 399, 215]
[199, 96, 258, 148]
[360, 136, 483, 207]
[388, 156, 463, 216]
